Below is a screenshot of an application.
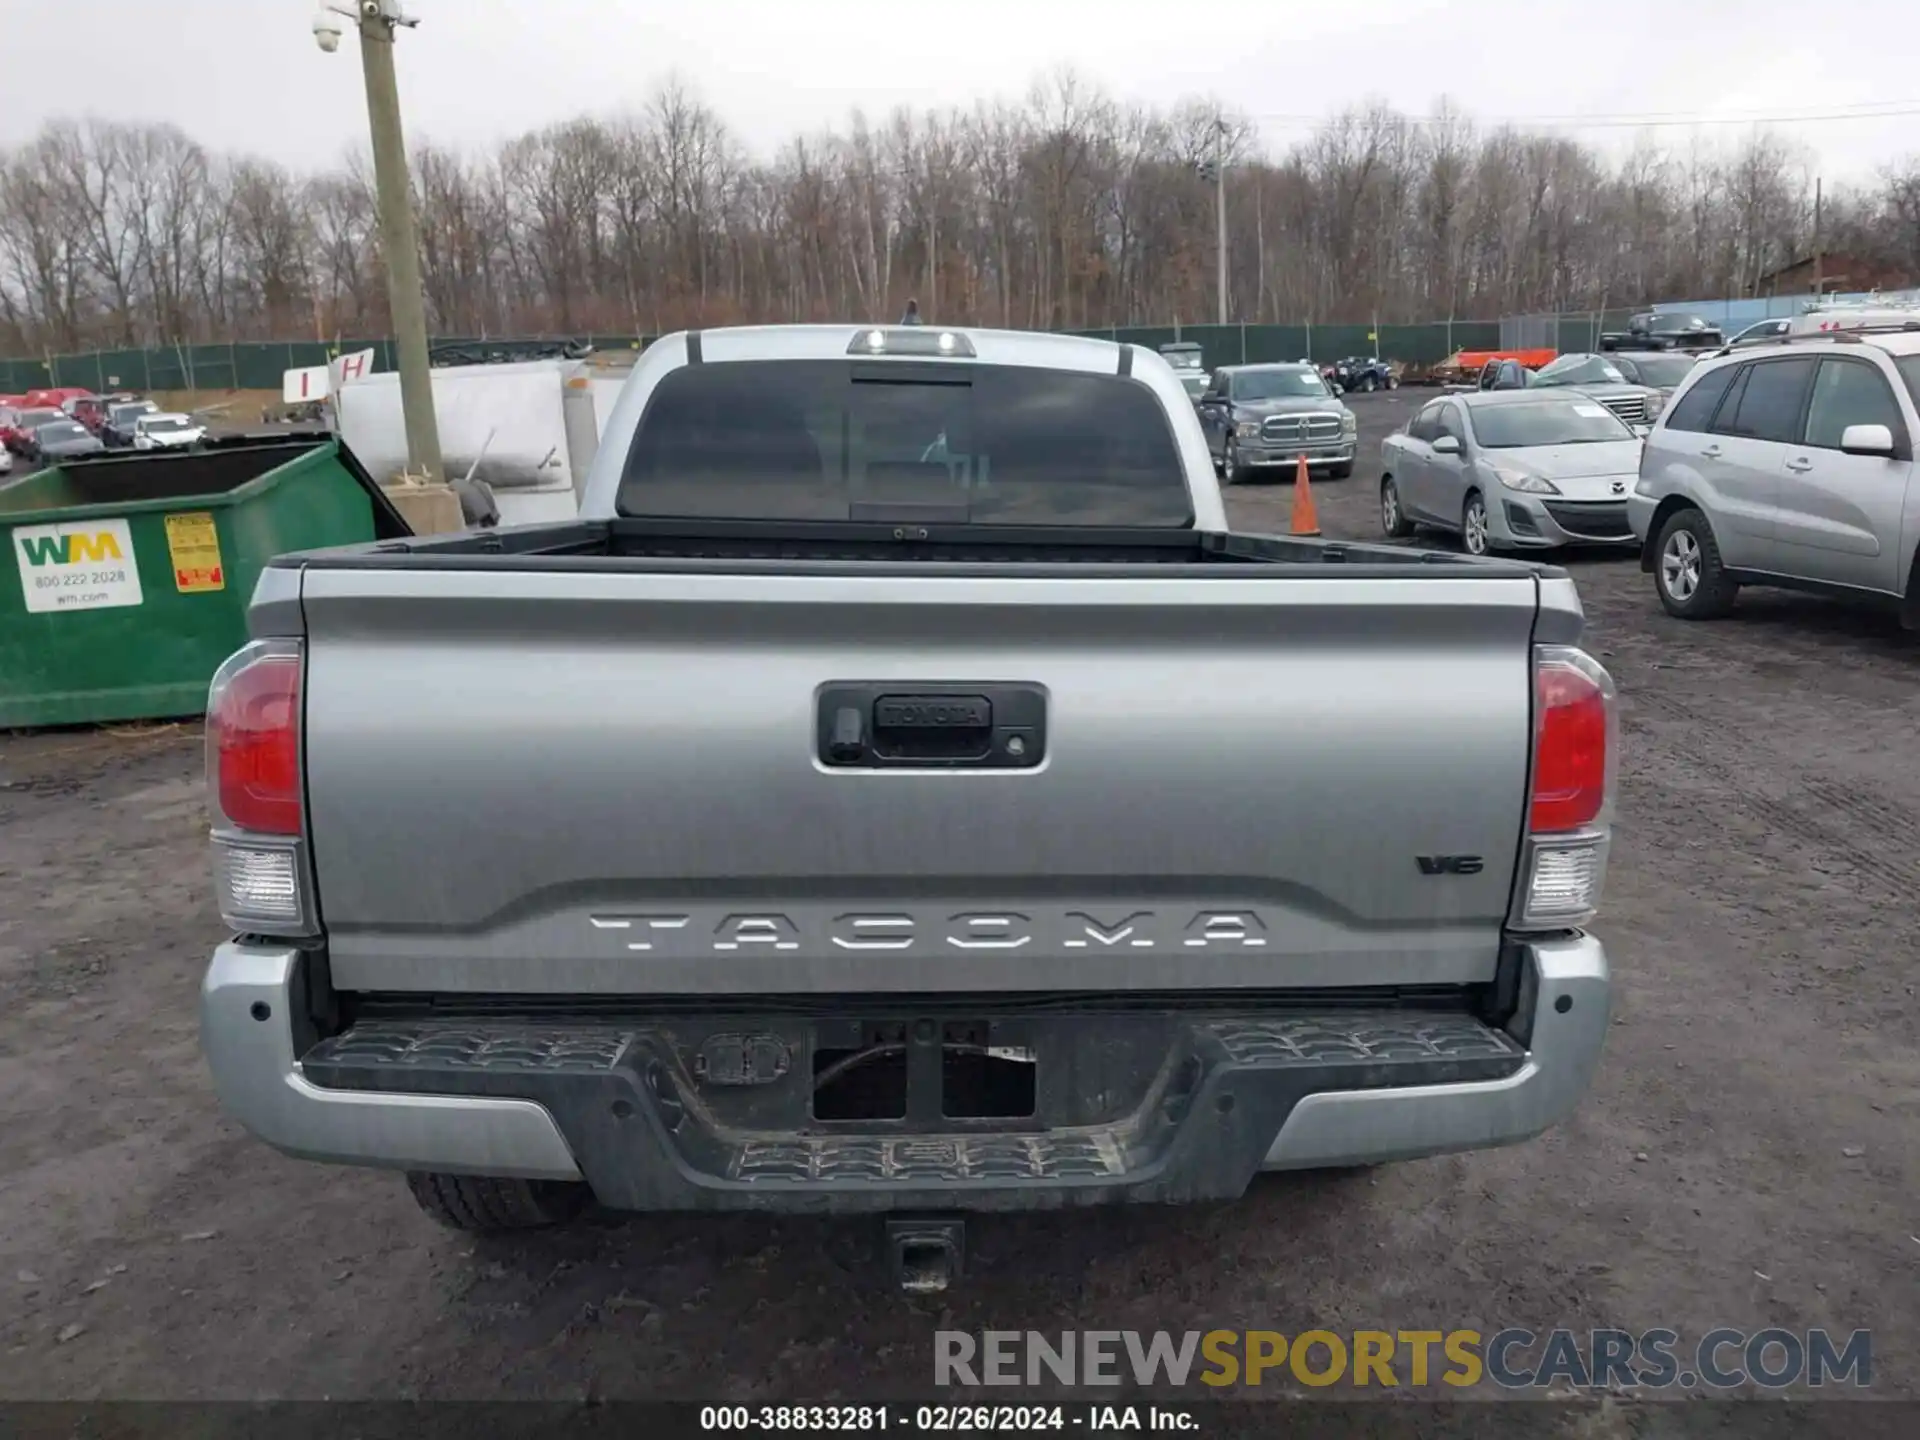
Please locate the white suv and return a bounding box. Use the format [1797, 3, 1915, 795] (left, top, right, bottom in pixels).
[1627, 309, 1920, 627]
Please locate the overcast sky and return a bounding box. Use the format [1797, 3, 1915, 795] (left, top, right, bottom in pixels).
[5, 0, 1919, 182]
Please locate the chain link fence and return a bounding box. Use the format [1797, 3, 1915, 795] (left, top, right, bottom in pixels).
[1501, 287, 1920, 353]
[1060, 321, 1499, 367]
[32, 290, 1920, 397]
[28, 287, 1920, 400]
[1, 322, 1511, 396]
[0, 336, 656, 396]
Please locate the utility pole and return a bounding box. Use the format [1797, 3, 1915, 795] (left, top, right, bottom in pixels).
[339, 0, 443, 482]
[1214, 117, 1228, 325]
[1812, 176, 1824, 300]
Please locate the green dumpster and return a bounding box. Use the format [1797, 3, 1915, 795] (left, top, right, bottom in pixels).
[1, 437, 410, 729]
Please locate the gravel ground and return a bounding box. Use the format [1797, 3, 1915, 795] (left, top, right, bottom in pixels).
[1, 390, 1916, 1418]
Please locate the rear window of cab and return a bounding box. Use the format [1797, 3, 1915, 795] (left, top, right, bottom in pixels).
[618, 360, 1194, 527]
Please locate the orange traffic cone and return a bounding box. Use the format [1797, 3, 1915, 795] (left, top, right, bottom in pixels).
[1289, 455, 1321, 537]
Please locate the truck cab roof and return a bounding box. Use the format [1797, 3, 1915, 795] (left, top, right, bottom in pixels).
[581, 324, 1227, 530]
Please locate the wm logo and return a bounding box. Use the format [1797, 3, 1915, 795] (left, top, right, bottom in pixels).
[20, 531, 123, 565]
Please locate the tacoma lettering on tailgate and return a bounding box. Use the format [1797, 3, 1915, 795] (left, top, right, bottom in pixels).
[586, 908, 1273, 954]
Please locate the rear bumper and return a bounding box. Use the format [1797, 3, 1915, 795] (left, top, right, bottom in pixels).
[198, 945, 581, 1182]
[200, 935, 1609, 1210]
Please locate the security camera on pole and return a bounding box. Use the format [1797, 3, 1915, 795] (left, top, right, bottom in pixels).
[313, 1, 444, 487]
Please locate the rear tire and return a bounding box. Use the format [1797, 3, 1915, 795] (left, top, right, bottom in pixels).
[1380, 476, 1414, 538]
[1652, 507, 1739, 619]
[405, 1172, 589, 1234]
[1361, 375, 1377, 393]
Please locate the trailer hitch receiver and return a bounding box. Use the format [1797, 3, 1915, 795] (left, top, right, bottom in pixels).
[887, 1215, 966, 1294]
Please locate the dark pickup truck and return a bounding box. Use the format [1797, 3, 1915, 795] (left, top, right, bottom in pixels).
[1598, 312, 1724, 352]
[1327, 356, 1396, 394]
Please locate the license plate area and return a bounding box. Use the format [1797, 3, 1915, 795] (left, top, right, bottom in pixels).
[811, 1018, 1039, 1125]
[659, 1011, 1184, 1136]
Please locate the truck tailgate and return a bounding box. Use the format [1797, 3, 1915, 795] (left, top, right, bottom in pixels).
[299, 565, 1540, 994]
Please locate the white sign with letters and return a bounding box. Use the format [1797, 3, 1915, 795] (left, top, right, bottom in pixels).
[330, 348, 376, 389]
[283, 364, 330, 403]
[282, 348, 377, 404]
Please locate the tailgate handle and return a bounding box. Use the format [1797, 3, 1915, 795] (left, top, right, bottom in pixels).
[818, 684, 1045, 769]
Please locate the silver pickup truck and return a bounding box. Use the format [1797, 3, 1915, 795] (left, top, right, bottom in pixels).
[200, 324, 1615, 1288]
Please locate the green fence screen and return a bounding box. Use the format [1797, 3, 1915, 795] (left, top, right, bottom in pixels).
[1063, 322, 1502, 367]
[2, 322, 1512, 395]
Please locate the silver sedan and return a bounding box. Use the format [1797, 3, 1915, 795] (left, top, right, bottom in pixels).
[1378, 391, 1643, 554]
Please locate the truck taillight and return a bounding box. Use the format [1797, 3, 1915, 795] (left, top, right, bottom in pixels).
[208, 643, 303, 834]
[206, 640, 314, 935]
[1515, 646, 1616, 930]
[1532, 653, 1611, 832]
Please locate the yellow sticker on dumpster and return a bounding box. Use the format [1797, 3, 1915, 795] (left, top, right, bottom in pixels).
[164, 512, 225, 593]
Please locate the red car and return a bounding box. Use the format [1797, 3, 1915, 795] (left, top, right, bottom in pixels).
[1, 405, 65, 455]
[72, 392, 144, 435]
[24, 386, 96, 411]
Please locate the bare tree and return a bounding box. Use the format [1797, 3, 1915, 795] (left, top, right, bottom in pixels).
[3, 76, 1915, 360]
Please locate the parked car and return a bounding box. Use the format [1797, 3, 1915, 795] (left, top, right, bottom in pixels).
[1196, 361, 1358, 481]
[3, 407, 66, 455]
[1606, 351, 1700, 394]
[1723, 318, 1791, 350]
[132, 412, 206, 450]
[1599, 312, 1724, 352]
[23, 386, 96, 413]
[1327, 356, 1396, 394]
[1629, 306, 1920, 626]
[1380, 391, 1643, 555]
[1527, 352, 1672, 427]
[1475, 357, 1534, 392]
[102, 399, 162, 447]
[30, 419, 107, 461]
[72, 392, 141, 434]
[1157, 342, 1209, 403]
[195, 323, 1616, 1280]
